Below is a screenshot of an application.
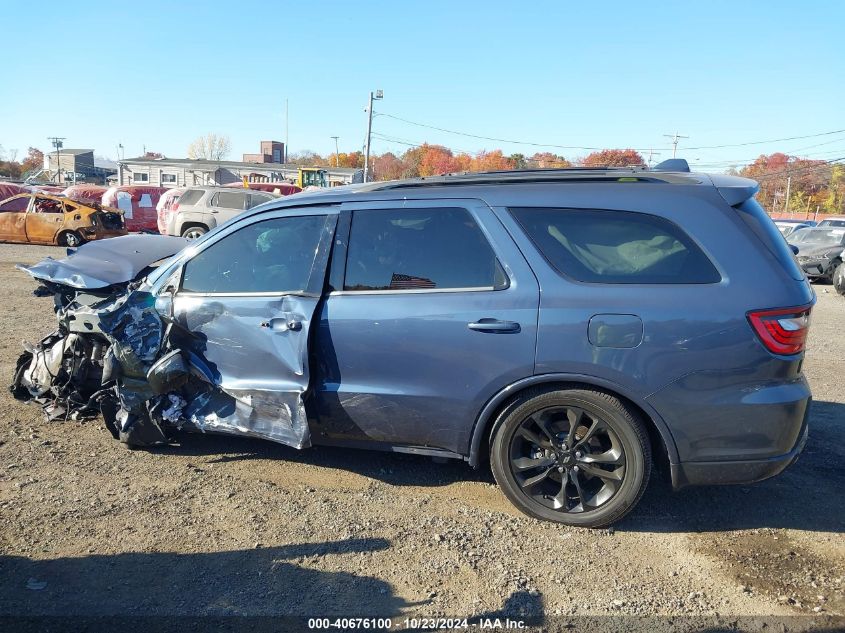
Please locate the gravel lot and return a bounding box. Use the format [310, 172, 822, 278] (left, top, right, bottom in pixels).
[0, 243, 842, 631]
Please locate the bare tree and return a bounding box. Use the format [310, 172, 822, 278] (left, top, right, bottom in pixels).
[187, 133, 231, 160]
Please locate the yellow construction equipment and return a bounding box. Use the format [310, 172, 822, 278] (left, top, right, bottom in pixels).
[297, 168, 328, 189]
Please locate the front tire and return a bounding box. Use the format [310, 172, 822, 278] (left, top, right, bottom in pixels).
[490, 387, 651, 528]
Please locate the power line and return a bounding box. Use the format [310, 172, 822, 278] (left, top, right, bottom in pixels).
[373, 131, 845, 174]
[377, 111, 845, 153]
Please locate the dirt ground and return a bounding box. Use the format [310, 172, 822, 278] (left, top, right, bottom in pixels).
[0, 243, 842, 631]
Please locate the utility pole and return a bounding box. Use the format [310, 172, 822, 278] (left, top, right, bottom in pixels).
[663, 132, 689, 158]
[331, 136, 340, 167]
[645, 149, 661, 167]
[285, 99, 289, 163]
[363, 90, 383, 183]
[47, 136, 66, 184]
[784, 176, 792, 213]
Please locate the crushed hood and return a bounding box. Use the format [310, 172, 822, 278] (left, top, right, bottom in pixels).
[17, 234, 188, 289]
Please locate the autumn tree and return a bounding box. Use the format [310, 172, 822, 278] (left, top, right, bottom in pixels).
[417, 144, 461, 176]
[187, 133, 231, 160]
[22, 147, 44, 172]
[740, 153, 831, 213]
[144, 151, 164, 159]
[287, 150, 328, 167]
[579, 149, 644, 167]
[372, 152, 405, 181]
[528, 152, 571, 168]
[470, 150, 515, 172]
[328, 151, 364, 168]
[509, 153, 527, 169]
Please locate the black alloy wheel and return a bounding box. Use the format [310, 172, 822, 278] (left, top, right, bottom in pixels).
[490, 387, 651, 527]
[510, 405, 626, 513]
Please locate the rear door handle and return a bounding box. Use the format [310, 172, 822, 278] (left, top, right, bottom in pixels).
[467, 319, 520, 333]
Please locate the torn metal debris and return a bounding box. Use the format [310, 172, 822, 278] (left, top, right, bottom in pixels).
[10, 233, 315, 450]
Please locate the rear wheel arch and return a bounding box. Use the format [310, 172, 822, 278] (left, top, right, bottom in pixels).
[467, 375, 678, 473]
[57, 230, 83, 247]
[180, 222, 208, 239]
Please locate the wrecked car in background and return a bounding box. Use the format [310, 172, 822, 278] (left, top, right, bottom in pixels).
[0, 192, 126, 246]
[102, 185, 168, 233]
[789, 227, 845, 282]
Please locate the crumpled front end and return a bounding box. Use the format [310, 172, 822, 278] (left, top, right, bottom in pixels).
[10, 240, 311, 450]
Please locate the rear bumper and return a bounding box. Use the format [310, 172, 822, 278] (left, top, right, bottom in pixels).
[670, 403, 809, 489]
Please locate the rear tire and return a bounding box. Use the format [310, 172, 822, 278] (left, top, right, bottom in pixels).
[181, 226, 207, 240]
[833, 260, 845, 295]
[490, 386, 651, 528]
[59, 231, 83, 247]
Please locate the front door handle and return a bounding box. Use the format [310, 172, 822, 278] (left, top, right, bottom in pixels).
[260, 318, 302, 331]
[467, 319, 521, 333]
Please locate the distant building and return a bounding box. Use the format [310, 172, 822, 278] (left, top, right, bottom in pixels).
[43, 149, 117, 184]
[117, 156, 362, 188]
[243, 140, 285, 164]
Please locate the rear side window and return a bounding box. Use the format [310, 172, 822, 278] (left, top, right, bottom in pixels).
[344, 207, 507, 291]
[0, 195, 30, 212]
[248, 193, 272, 208]
[213, 191, 248, 210]
[178, 189, 204, 207]
[511, 207, 720, 284]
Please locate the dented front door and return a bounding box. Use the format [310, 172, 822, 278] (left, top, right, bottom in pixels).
[167, 209, 338, 448]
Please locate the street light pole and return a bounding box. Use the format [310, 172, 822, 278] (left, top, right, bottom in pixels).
[363, 90, 383, 183]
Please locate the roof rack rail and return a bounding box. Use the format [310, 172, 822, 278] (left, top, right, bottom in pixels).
[652, 158, 690, 172]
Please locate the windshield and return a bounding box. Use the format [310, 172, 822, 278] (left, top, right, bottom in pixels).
[790, 228, 845, 246]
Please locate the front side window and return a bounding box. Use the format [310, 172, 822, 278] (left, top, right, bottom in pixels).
[133, 173, 149, 183]
[161, 173, 177, 184]
[344, 207, 506, 291]
[511, 207, 720, 284]
[213, 191, 248, 210]
[181, 215, 328, 294]
[32, 197, 64, 214]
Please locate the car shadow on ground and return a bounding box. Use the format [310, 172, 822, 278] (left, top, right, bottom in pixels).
[146, 401, 844, 533]
[0, 537, 545, 627]
[0, 538, 409, 619]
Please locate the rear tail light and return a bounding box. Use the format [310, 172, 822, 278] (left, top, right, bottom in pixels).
[747, 305, 812, 355]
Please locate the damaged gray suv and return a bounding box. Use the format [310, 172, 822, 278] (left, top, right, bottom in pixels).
[11, 162, 814, 527]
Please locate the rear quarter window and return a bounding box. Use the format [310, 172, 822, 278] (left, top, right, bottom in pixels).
[733, 198, 805, 282]
[510, 207, 721, 284]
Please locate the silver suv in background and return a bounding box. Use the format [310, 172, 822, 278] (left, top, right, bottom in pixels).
[165, 186, 279, 239]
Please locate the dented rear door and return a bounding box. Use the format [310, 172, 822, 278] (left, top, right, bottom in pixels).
[166, 207, 338, 448]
